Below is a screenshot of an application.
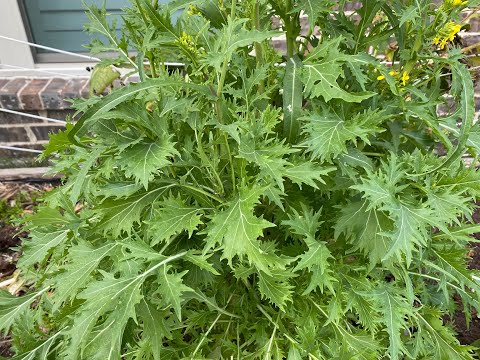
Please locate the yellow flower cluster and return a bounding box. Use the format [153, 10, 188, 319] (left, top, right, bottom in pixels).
[377, 71, 410, 86]
[178, 32, 195, 52]
[441, 0, 468, 10]
[187, 5, 201, 16]
[433, 21, 462, 49]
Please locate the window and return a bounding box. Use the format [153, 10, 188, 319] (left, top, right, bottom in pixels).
[21, 0, 130, 63]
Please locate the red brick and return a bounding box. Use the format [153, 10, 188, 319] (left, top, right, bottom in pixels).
[19, 79, 49, 110]
[62, 78, 89, 108]
[0, 127, 30, 142]
[0, 78, 28, 109]
[41, 78, 68, 110]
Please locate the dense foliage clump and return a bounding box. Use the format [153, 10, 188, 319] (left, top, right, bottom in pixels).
[2, 0, 480, 358]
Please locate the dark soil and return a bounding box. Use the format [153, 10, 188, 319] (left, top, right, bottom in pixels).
[0, 181, 56, 357]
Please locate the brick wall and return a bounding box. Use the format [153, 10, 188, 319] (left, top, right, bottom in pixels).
[1, 6, 480, 168]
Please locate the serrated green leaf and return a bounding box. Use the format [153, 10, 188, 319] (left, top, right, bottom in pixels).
[301, 108, 384, 162]
[17, 230, 69, 269]
[284, 161, 335, 189]
[138, 299, 172, 360]
[117, 138, 179, 189]
[148, 195, 204, 246]
[51, 242, 117, 311]
[204, 186, 276, 273]
[258, 270, 294, 311]
[96, 184, 175, 237]
[0, 288, 49, 335]
[156, 266, 191, 320]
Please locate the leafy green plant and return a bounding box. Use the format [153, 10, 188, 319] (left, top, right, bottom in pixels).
[3, 0, 480, 358]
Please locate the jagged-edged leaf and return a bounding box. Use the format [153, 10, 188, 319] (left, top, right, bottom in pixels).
[148, 195, 204, 245]
[415, 308, 475, 360]
[95, 182, 143, 200]
[335, 200, 392, 266]
[294, 0, 333, 28]
[382, 204, 432, 265]
[138, 300, 173, 360]
[204, 186, 275, 273]
[202, 17, 280, 71]
[295, 239, 336, 294]
[156, 266, 191, 320]
[302, 38, 375, 102]
[372, 286, 410, 360]
[51, 242, 117, 311]
[96, 184, 175, 237]
[284, 161, 335, 189]
[238, 136, 295, 191]
[5, 331, 62, 360]
[301, 108, 384, 162]
[69, 78, 210, 142]
[0, 288, 49, 335]
[63, 273, 143, 360]
[17, 230, 69, 269]
[258, 270, 294, 311]
[117, 137, 179, 189]
[63, 252, 185, 360]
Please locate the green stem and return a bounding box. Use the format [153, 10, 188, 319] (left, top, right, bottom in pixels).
[253, 1, 265, 94]
[285, 0, 295, 59]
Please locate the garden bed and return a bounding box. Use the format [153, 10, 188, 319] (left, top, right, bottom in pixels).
[1, 181, 480, 356]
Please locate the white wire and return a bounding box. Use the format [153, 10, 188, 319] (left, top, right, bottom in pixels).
[0, 35, 101, 62]
[0, 145, 42, 153]
[0, 108, 67, 125]
[0, 64, 81, 78]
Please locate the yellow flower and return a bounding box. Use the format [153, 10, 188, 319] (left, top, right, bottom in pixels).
[401, 71, 410, 86]
[187, 5, 201, 15]
[178, 32, 195, 51]
[377, 75, 386, 80]
[389, 71, 399, 76]
[442, 0, 467, 9]
[433, 21, 462, 49]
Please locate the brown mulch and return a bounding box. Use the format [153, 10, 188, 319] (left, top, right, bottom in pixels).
[0, 182, 56, 358]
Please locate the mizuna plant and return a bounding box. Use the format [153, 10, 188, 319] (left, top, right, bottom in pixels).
[2, 0, 480, 358]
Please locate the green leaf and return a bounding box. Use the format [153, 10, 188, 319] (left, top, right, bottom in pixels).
[138, 299, 172, 360]
[284, 160, 335, 189]
[17, 230, 69, 269]
[283, 55, 303, 143]
[335, 200, 392, 266]
[51, 242, 117, 311]
[258, 270, 294, 311]
[415, 308, 475, 360]
[283, 206, 336, 294]
[373, 286, 410, 360]
[0, 288, 49, 335]
[202, 17, 280, 71]
[117, 137, 179, 189]
[398, 5, 420, 26]
[294, 0, 333, 28]
[147, 195, 204, 246]
[156, 266, 191, 321]
[204, 186, 276, 273]
[301, 108, 384, 162]
[69, 78, 210, 143]
[238, 136, 295, 191]
[302, 38, 375, 102]
[63, 252, 185, 360]
[96, 184, 175, 237]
